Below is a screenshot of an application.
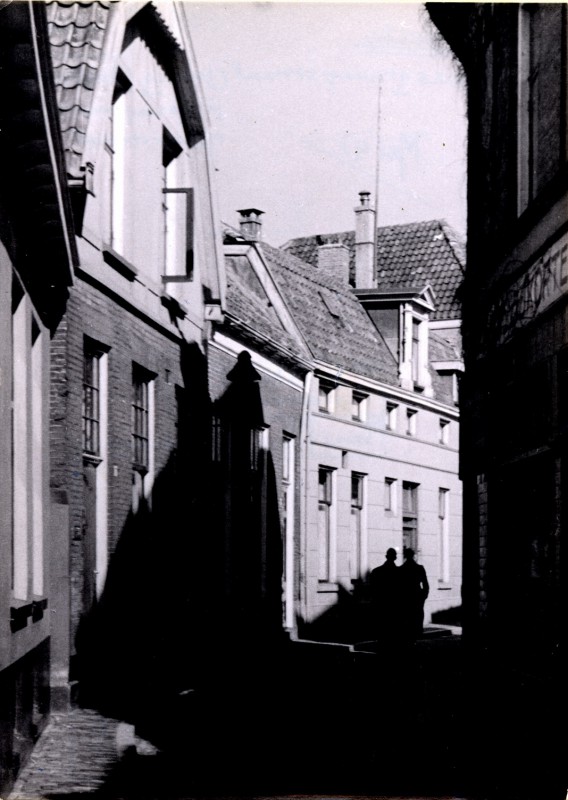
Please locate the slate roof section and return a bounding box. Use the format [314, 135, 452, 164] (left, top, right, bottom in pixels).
[283, 220, 465, 322]
[47, 0, 111, 178]
[257, 243, 399, 386]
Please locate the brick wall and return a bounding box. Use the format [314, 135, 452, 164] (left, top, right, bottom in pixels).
[50, 276, 197, 652]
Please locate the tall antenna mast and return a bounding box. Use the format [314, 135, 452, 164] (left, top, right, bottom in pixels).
[374, 76, 383, 286]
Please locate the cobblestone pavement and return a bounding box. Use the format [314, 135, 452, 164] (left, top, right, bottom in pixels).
[8, 704, 469, 800]
[9, 708, 122, 799]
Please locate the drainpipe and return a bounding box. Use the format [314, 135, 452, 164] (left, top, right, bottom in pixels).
[296, 369, 313, 636]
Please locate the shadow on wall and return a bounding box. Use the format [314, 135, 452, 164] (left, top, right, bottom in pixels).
[431, 604, 462, 626]
[297, 577, 376, 644]
[74, 340, 212, 747]
[73, 345, 286, 751]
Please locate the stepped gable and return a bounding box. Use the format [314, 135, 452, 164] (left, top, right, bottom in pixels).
[283, 219, 465, 322]
[259, 242, 399, 386]
[47, 1, 112, 178]
[224, 254, 307, 362]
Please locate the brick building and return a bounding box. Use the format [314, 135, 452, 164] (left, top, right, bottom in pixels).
[43, 0, 224, 727]
[0, 2, 76, 793]
[428, 4, 566, 797]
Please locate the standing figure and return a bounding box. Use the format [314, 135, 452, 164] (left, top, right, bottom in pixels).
[369, 548, 400, 642]
[399, 547, 429, 640]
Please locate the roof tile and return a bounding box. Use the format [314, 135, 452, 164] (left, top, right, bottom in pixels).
[284, 220, 465, 322]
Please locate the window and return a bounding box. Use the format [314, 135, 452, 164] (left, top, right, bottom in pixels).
[318, 467, 335, 583]
[406, 408, 417, 436]
[131, 364, 155, 512]
[282, 434, 295, 628]
[350, 473, 366, 579]
[250, 426, 269, 472]
[132, 368, 150, 472]
[517, 4, 566, 214]
[318, 380, 335, 413]
[386, 401, 398, 431]
[83, 345, 102, 457]
[439, 418, 450, 445]
[412, 318, 420, 385]
[102, 71, 132, 252]
[402, 481, 419, 552]
[384, 477, 396, 513]
[11, 291, 46, 600]
[352, 390, 368, 421]
[439, 488, 450, 584]
[162, 127, 194, 280]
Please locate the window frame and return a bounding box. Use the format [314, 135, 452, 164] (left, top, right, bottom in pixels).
[386, 401, 398, 431]
[402, 481, 419, 553]
[350, 472, 367, 580]
[318, 380, 335, 414]
[384, 477, 397, 514]
[318, 466, 336, 584]
[351, 390, 368, 422]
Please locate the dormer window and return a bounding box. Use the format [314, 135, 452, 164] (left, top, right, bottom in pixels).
[401, 306, 432, 395]
[318, 380, 335, 413]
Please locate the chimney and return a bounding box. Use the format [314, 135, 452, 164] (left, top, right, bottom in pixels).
[354, 191, 376, 288]
[237, 208, 264, 242]
[317, 242, 350, 282]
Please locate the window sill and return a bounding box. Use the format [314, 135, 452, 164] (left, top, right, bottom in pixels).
[10, 597, 48, 632]
[317, 581, 339, 593]
[437, 584, 452, 591]
[103, 247, 138, 281]
[83, 453, 103, 466]
[161, 275, 193, 284]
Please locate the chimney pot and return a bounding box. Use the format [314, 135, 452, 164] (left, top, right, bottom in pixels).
[354, 191, 376, 288]
[237, 207, 264, 242]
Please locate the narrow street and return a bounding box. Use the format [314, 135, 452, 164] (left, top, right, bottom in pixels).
[11, 633, 468, 800]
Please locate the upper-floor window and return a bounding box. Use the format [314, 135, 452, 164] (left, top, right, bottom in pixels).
[12, 290, 46, 600]
[318, 380, 335, 413]
[440, 418, 450, 445]
[352, 390, 368, 421]
[102, 71, 131, 254]
[518, 4, 567, 214]
[384, 477, 397, 514]
[162, 127, 194, 280]
[386, 401, 398, 431]
[406, 408, 418, 436]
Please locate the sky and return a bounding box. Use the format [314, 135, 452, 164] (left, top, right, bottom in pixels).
[181, 2, 467, 247]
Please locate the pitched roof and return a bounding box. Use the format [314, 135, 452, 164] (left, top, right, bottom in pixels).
[47, 0, 112, 178]
[223, 254, 307, 365]
[257, 243, 399, 386]
[283, 219, 465, 322]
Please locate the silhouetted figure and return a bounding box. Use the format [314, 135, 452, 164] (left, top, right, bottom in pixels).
[369, 548, 400, 642]
[399, 547, 429, 640]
